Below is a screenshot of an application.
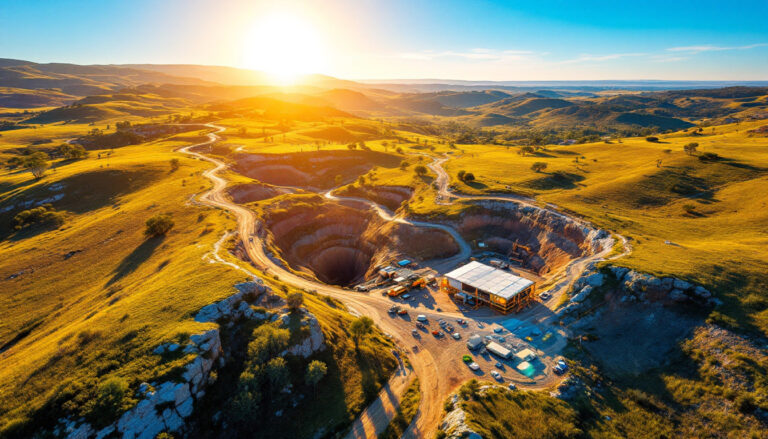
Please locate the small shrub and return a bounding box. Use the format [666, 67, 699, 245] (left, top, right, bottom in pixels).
[735, 393, 756, 413]
[463, 172, 475, 182]
[646, 136, 659, 143]
[698, 152, 720, 162]
[286, 292, 304, 311]
[531, 162, 548, 172]
[12, 204, 65, 231]
[144, 214, 174, 237]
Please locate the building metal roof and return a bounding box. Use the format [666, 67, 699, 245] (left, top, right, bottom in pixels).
[445, 261, 534, 300]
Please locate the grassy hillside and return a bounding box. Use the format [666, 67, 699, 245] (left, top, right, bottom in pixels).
[0, 120, 396, 437]
[444, 120, 768, 333]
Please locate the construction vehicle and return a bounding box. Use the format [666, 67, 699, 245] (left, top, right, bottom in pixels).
[387, 285, 407, 297]
[508, 242, 532, 265]
[411, 277, 426, 289]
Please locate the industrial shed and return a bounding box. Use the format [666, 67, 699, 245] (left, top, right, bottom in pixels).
[441, 261, 536, 314]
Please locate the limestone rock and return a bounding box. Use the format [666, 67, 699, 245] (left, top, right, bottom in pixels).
[673, 278, 692, 291]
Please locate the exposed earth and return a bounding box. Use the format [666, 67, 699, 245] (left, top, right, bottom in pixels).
[181, 125, 622, 438]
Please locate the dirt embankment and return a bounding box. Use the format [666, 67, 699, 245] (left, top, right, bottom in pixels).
[226, 183, 292, 204]
[447, 200, 607, 275]
[336, 185, 413, 211]
[263, 198, 458, 286]
[232, 150, 401, 190]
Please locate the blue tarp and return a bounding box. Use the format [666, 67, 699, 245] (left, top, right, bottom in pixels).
[397, 259, 411, 266]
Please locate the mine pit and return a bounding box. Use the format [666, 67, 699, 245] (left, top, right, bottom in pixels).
[449, 201, 608, 275]
[262, 197, 459, 286]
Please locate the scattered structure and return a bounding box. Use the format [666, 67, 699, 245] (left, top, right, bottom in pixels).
[515, 348, 536, 362]
[441, 261, 536, 314]
[466, 334, 484, 350]
[486, 341, 512, 359]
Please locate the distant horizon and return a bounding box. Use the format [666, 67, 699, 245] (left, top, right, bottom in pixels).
[4, 57, 768, 86]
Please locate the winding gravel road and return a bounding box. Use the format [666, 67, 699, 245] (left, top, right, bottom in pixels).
[180, 124, 629, 438]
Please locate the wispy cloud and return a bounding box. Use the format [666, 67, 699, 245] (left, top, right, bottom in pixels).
[666, 43, 768, 53]
[559, 52, 646, 64]
[398, 48, 535, 62]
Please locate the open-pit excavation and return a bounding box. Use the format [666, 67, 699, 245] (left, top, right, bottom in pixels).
[181, 124, 625, 439]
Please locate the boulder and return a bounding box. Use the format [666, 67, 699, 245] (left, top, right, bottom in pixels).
[583, 272, 605, 288]
[669, 289, 688, 302]
[609, 266, 629, 280]
[693, 286, 711, 299]
[661, 277, 675, 291]
[673, 278, 692, 291]
[571, 286, 593, 303]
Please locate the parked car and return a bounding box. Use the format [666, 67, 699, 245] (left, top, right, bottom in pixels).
[398, 309, 408, 316]
[432, 330, 441, 337]
[412, 329, 420, 337]
[417, 315, 428, 322]
[553, 365, 566, 375]
[495, 362, 503, 369]
[493, 327, 504, 334]
[468, 362, 480, 371]
[401, 294, 411, 300]
[557, 360, 568, 371]
[416, 322, 426, 329]
[388, 306, 399, 314]
[490, 370, 502, 381]
[497, 336, 506, 343]
[452, 332, 461, 340]
[462, 355, 473, 363]
[539, 292, 552, 301]
[508, 383, 517, 390]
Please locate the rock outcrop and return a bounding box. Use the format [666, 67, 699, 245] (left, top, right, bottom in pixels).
[438, 394, 481, 439]
[60, 278, 284, 439]
[559, 265, 721, 320]
[278, 308, 326, 358]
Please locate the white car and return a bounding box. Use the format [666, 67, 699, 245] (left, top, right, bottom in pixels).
[490, 370, 502, 381]
[416, 315, 428, 322]
[452, 332, 461, 340]
[468, 362, 480, 371]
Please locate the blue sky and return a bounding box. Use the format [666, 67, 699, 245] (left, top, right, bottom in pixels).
[1, 0, 767, 80]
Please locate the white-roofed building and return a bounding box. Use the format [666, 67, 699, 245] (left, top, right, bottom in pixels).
[441, 261, 536, 314]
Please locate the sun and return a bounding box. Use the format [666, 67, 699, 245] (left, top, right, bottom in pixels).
[242, 12, 326, 85]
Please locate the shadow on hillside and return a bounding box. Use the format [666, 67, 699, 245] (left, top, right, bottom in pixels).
[465, 180, 487, 190]
[106, 236, 164, 286]
[523, 171, 585, 190]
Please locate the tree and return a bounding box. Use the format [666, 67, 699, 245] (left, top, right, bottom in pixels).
[531, 162, 547, 173]
[519, 146, 534, 156]
[58, 143, 88, 160]
[463, 172, 475, 182]
[144, 214, 174, 237]
[170, 158, 180, 172]
[264, 357, 289, 391]
[645, 136, 659, 143]
[24, 151, 49, 180]
[457, 170, 466, 181]
[414, 165, 428, 177]
[684, 142, 699, 155]
[349, 316, 374, 348]
[286, 292, 304, 311]
[305, 360, 327, 389]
